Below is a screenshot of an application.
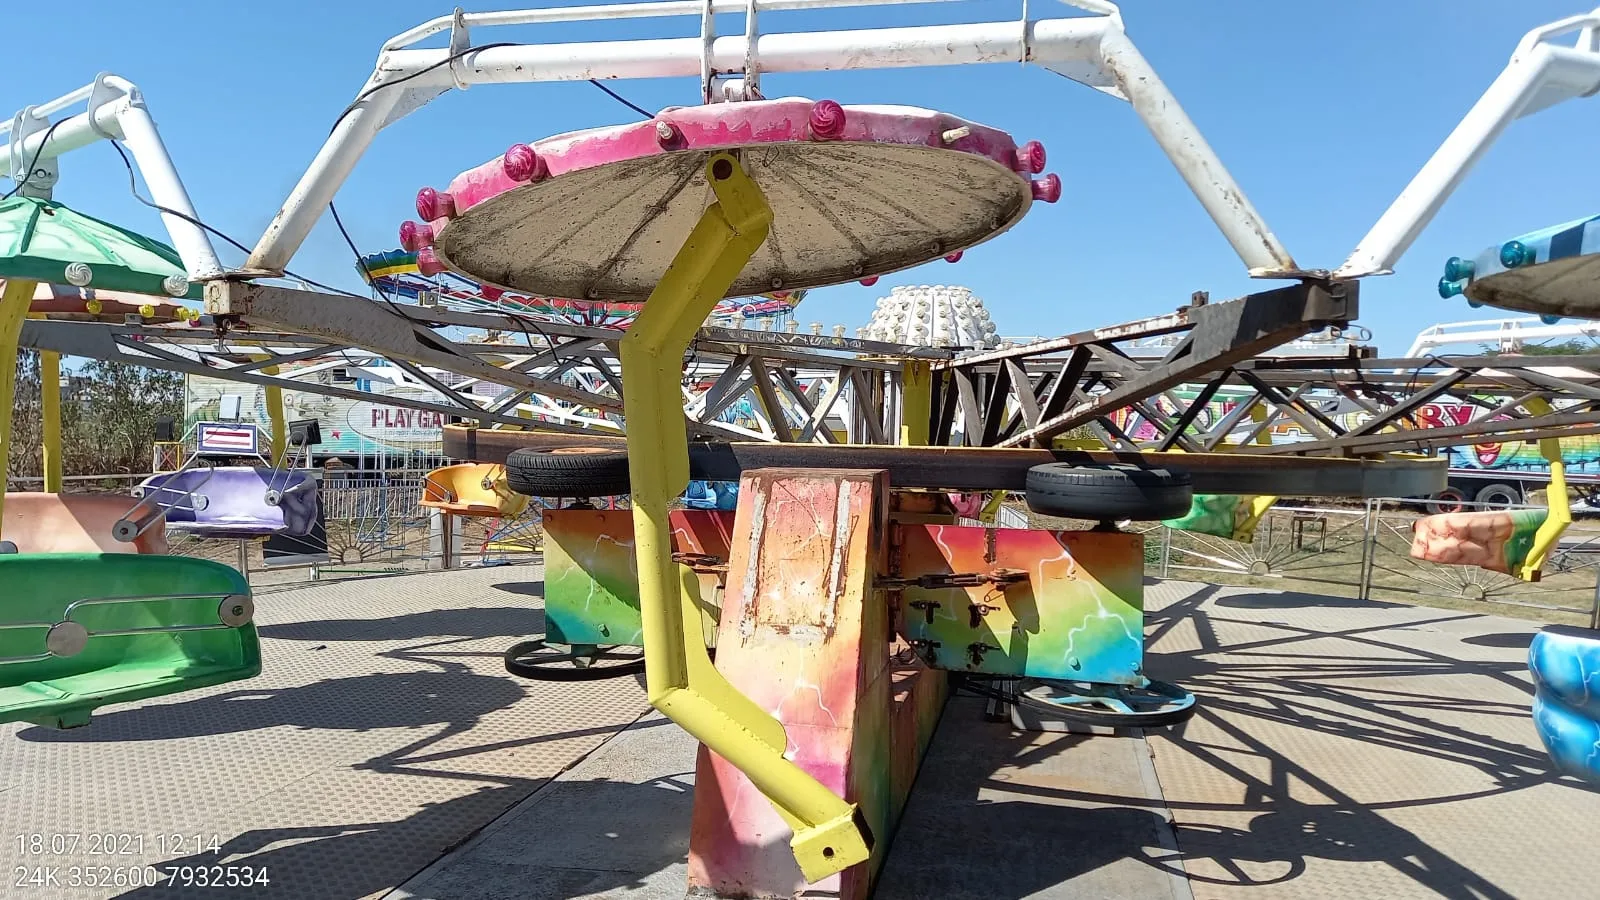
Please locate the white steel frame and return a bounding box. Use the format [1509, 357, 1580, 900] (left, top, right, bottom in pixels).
[5, 0, 1300, 285]
[1340, 7, 1600, 279]
[0, 73, 223, 280]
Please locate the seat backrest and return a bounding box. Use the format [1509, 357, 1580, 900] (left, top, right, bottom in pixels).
[2, 492, 168, 555]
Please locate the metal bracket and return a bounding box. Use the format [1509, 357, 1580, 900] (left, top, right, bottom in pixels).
[672, 551, 728, 574]
[966, 641, 1000, 666]
[84, 73, 129, 141]
[968, 602, 1001, 628]
[6, 106, 57, 198]
[879, 567, 1028, 590]
[908, 599, 941, 625]
[447, 8, 473, 91]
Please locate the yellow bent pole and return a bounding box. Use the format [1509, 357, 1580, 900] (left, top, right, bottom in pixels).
[40, 350, 62, 493]
[247, 355, 288, 467]
[1520, 397, 1571, 581]
[619, 153, 871, 882]
[0, 278, 39, 537]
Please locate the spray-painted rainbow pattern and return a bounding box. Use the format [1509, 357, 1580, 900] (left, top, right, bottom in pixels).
[893, 525, 1144, 683]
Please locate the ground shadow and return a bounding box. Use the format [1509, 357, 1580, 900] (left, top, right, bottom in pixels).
[491, 581, 545, 597]
[15, 667, 526, 743]
[1127, 582, 1589, 897]
[1460, 631, 1536, 649]
[1214, 590, 1405, 611]
[261, 606, 544, 642]
[112, 775, 692, 900]
[876, 698, 1187, 900]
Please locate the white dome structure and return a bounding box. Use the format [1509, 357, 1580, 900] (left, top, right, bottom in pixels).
[857, 285, 1006, 350]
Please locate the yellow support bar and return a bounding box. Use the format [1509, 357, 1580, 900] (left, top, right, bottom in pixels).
[247, 356, 288, 467]
[1520, 397, 1571, 581]
[0, 279, 39, 537]
[618, 153, 870, 881]
[899, 360, 932, 447]
[40, 350, 62, 493]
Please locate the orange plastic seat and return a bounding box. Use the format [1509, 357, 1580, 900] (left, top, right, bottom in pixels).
[420, 463, 530, 517]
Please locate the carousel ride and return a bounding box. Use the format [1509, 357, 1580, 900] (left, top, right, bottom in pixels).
[2, 1, 1600, 895]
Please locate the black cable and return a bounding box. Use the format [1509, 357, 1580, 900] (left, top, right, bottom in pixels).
[2, 119, 66, 201]
[587, 79, 653, 119]
[108, 140, 366, 301]
[329, 42, 519, 134]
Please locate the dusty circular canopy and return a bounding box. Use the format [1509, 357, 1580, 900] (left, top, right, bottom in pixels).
[1468, 256, 1600, 320]
[406, 99, 1057, 303]
[0, 196, 199, 299]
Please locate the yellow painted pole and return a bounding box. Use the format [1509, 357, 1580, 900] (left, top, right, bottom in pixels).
[619, 153, 869, 881]
[248, 355, 288, 467]
[0, 279, 39, 538]
[1520, 397, 1571, 581]
[40, 350, 62, 492]
[899, 360, 932, 446]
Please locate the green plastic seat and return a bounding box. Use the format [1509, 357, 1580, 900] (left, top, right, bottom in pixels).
[0, 554, 260, 728]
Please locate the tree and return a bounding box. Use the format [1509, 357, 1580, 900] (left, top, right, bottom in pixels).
[1479, 339, 1600, 357]
[68, 360, 184, 474]
[5, 352, 182, 481]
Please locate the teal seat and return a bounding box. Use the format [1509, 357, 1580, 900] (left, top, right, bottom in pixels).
[0, 554, 260, 728]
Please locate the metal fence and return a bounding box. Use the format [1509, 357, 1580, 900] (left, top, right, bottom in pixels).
[164, 469, 550, 589]
[1150, 498, 1600, 621]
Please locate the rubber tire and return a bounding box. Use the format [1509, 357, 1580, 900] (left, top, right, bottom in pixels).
[506, 447, 630, 498]
[1474, 482, 1522, 509]
[1425, 487, 1468, 516]
[1014, 678, 1198, 728]
[503, 639, 645, 681]
[1024, 464, 1193, 522]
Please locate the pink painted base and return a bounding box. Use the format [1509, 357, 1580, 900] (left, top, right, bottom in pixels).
[686, 469, 947, 899]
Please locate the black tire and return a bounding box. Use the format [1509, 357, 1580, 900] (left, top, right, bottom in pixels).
[506, 447, 631, 498]
[503, 638, 645, 681]
[1474, 482, 1522, 509]
[1024, 464, 1192, 521]
[1425, 487, 1468, 515]
[1014, 678, 1197, 728]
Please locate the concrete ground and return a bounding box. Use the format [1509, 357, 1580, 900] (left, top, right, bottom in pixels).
[1, 571, 1593, 899]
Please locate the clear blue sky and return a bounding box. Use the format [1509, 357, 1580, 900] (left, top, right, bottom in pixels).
[7, 0, 1600, 354]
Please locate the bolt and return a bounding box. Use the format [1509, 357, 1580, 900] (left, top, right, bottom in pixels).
[415, 187, 456, 221]
[1030, 174, 1062, 204]
[860, 276, 879, 287]
[399, 220, 434, 252]
[1015, 140, 1047, 174]
[944, 251, 963, 263]
[655, 120, 683, 149]
[416, 247, 448, 276]
[808, 100, 847, 140]
[502, 143, 546, 182]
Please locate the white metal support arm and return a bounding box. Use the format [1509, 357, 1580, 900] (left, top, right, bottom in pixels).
[1339, 7, 1600, 280]
[235, 0, 1298, 280]
[0, 74, 224, 280]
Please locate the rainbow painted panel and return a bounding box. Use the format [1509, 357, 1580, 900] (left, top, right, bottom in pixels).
[542, 509, 643, 646]
[1528, 626, 1600, 786]
[542, 508, 732, 647]
[893, 525, 1144, 683]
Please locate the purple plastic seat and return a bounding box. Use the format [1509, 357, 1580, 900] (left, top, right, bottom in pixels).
[130, 467, 318, 539]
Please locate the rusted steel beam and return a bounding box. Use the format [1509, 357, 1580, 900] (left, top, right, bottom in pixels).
[443, 425, 1443, 497]
[999, 280, 1357, 447]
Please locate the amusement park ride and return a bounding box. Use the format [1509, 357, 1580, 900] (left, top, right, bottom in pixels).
[3, 1, 1600, 896]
